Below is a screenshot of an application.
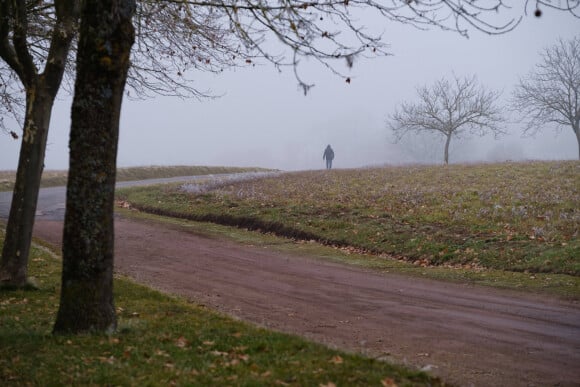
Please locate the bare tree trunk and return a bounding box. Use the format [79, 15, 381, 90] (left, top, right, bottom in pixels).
[443, 133, 452, 165]
[1, 86, 56, 287]
[575, 125, 580, 161]
[53, 0, 135, 334]
[0, 0, 79, 288]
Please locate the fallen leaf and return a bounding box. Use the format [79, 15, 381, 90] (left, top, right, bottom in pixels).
[155, 349, 169, 357]
[329, 355, 343, 364]
[175, 336, 189, 348]
[381, 378, 398, 387]
[98, 356, 115, 364]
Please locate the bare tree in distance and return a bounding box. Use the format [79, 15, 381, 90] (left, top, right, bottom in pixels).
[0, 1, 577, 288]
[512, 36, 580, 160]
[388, 75, 505, 165]
[393, 130, 445, 164]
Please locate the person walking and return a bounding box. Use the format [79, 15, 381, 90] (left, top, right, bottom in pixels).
[323, 144, 334, 169]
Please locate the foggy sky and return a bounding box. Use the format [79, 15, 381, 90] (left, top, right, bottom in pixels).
[1, 9, 579, 171]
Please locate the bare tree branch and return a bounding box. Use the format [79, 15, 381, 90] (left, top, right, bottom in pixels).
[10, 0, 38, 87]
[0, 63, 23, 136]
[2, 0, 579, 118]
[533, 0, 580, 18]
[512, 35, 580, 159]
[0, 0, 76, 132]
[388, 74, 505, 164]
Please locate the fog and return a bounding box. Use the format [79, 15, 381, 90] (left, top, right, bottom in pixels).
[1, 9, 579, 171]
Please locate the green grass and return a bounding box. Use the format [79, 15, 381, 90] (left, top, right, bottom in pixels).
[117, 161, 580, 277]
[117, 208, 580, 300]
[0, 236, 441, 386]
[0, 165, 272, 192]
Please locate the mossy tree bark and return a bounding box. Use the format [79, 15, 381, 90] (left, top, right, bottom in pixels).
[1, 87, 53, 287]
[53, 0, 135, 334]
[0, 0, 79, 288]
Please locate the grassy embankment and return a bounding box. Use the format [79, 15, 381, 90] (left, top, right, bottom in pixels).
[0, 236, 440, 386]
[0, 165, 270, 192]
[117, 161, 580, 297]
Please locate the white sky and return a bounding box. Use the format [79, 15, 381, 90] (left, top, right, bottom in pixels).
[1, 8, 579, 171]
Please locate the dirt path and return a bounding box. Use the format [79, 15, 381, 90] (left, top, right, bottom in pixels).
[33, 217, 580, 387]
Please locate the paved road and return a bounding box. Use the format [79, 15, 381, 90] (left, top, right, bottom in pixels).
[0, 173, 267, 221]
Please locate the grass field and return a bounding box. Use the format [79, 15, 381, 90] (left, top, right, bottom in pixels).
[0, 237, 440, 386]
[117, 161, 580, 277]
[0, 165, 271, 192]
[1, 161, 578, 384]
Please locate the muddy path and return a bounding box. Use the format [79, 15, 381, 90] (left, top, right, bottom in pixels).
[33, 217, 580, 387]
